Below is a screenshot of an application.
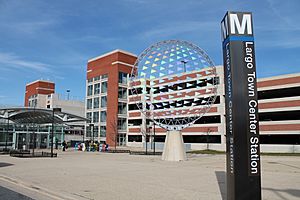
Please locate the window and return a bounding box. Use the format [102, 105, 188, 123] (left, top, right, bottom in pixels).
[183, 135, 221, 143]
[129, 103, 140, 111]
[29, 99, 37, 107]
[86, 125, 92, 137]
[118, 118, 127, 131]
[101, 96, 107, 108]
[128, 119, 142, 126]
[128, 135, 142, 142]
[93, 112, 99, 123]
[260, 134, 300, 145]
[100, 126, 106, 137]
[101, 74, 108, 79]
[118, 87, 127, 99]
[87, 85, 93, 96]
[119, 72, 127, 84]
[94, 83, 100, 95]
[100, 111, 107, 122]
[118, 102, 127, 114]
[87, 99, 93, 109]
[94, 97, 99, 108]
[258, 86, 300, 100]
[88, 78, 93, 83]
[86, 112, 92, 121]
[94, 76, 100, 81]
[93, 126, 99, 137]
[101, 82, 107, 93]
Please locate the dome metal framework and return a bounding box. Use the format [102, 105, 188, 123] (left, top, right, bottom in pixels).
[130, 40, 218, 131]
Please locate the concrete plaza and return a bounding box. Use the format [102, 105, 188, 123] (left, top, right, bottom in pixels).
[0, 151, 300, 200]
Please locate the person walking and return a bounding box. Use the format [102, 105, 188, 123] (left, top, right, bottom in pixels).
[62, 140, 67, 151]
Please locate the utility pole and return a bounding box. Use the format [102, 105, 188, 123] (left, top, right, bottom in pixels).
[90, 123, 94, 144]
[181, 60, 188, 73]
[67, 89, 70, 100]
[5, 116, 9, 151]
[153, 122, 156, 155]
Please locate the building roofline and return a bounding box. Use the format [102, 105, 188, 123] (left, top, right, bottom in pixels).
[26, 80, 54, 86]
[88, 49, 137, 63]
[258, 72, 300, 82]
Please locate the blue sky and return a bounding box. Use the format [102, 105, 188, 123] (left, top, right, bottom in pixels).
[0, 0, 299, 106]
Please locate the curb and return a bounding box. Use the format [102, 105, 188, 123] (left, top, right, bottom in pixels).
[0, 175, 77, 200]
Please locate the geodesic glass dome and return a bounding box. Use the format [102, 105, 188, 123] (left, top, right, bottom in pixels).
[130, 40, 218, 131]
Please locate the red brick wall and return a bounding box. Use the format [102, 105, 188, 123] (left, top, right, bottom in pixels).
[260, 124, 300, 131]
[24, 81, 55, 106]
[129, 126, 218, 133]
[258, 76, 300, 88]
[259, 100, 300, 109]
[87, 51, 137, 146]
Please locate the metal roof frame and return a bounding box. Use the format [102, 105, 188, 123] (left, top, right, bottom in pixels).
[0, 107, 90, 125]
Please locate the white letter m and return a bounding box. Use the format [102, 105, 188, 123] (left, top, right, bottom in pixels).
[230, 14, 252, 35]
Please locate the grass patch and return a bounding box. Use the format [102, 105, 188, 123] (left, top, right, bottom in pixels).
[187, 149, 225, 154]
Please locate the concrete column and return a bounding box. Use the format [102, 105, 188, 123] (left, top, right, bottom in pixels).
[12, 129, 16, 150]
[162, 130, 187, 161]
[26, 129, 30, 150]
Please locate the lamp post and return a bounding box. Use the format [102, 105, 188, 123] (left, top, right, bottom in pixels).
[51, 108, 61, 157]
[82, 127, 85, 143]
[145, 132, 148, 155]
[32, 127, 36, 156]
[181, 60, 188, 73]
[149, 121, 156, 155]
[90, 123, 94, 143]
[5, 116, 9, 151]
[66, 89, 70, 100]
[153, 121, 156, 155]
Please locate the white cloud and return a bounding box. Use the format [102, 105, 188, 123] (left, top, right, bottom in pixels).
[0, 52, 51, 72]
[140, 21, 217, 39]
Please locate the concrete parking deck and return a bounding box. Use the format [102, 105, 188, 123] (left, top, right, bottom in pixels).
[0, 151, 300, 200]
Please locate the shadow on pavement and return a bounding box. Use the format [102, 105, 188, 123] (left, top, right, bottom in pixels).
[263, 187, 300, 200]
[214, 170, 300, 200]
[0, 162, 13, 168]
[215, 171, 226, 200]
[0, 186, 33, 200]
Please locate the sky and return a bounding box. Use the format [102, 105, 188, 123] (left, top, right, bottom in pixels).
[0, 0, 299, 106]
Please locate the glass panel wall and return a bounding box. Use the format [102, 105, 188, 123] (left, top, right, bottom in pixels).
[118, 87, 127, 99]
[101, 74, 108, 79]
[101, 96, 107, 108]
[118, 102, 127, 114]
[86, 112, 92, 121]
[93, 111, 99, 123]
[100, 111, 107, 122]
[94, 83, 100, 95]
[119, 72, 127, 84]
[101, 82, 107, 93]
[87, 85, 93, 96]
[100, 126, 106, 137]
[94, 97, 99, 108]
[87, 99, 93, 109]
[92, 126, 99, 138]
[117, 118, 127, 131]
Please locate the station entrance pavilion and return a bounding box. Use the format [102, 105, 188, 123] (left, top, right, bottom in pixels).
[0, 107, 89, 151]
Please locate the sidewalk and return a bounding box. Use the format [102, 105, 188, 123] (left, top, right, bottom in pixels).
[0, 151, 300, 200]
